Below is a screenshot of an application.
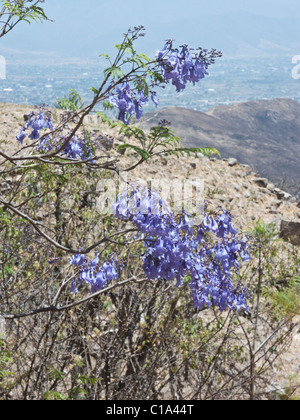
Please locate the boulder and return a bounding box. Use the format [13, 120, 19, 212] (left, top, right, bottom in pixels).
[228, 158, 238, 167]
[280, 220, 300, 245]
[253, 178, 269, 188]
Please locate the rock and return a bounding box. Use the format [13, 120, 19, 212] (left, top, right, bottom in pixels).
[228, 158, 238, 167]
[196, 152, 204, 158]
[241, 164, 251, 169]
[284, 193, 292, 202]
[99, 135, 114, 151]
[214, 195, 226, 202]
[148, 169, 158, 175]
[259, 187, 268, 194]
[282, 192, 292, 201]
[241, 165, 252, 177]
[244, 190, 251, 198]
[232, 182, 241, 192]
[280, 220, 300, 245]
[253, 178, 269, 188]
[274, 189, 293, 201]
[274, 188, 285, 200]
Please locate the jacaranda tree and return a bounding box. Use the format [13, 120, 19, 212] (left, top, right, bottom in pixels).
[2, 11, 250, 316]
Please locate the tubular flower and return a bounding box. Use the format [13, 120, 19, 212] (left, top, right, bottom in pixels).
[16, 109, 53, 144]
[112, 186, 251, 313]
[16, 108, 100, 161]
[70, 254, 119, 294]
[156, 44, 210, 92]
[109, 82, 148, 125]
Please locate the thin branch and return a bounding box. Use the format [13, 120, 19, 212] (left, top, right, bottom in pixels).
[0, 194, 136, 254]
[2, 276, 147, 320]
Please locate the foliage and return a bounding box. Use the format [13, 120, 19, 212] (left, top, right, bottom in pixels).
[266, 277, 300, 318]
[117, 123, 220, 161]
[0, 1, 49, 38]
[0, 341, 13, 394]
[55, 89, 84, 112]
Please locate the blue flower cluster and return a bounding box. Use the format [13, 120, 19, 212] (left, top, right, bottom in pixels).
[70, 254, 119, 294]
[17, 109, 54, 144]
[16, 109, 98, 161]
[109, 82, 158, 125]
[156, 43, 209, 92]
[114, 187, 251, 312]
[108, 41, 221, 125]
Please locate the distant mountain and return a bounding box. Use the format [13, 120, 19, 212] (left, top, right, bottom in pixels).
[1, 9, 299, 60]
[147, 12, 300, 57]
[138, 98, 300, 197]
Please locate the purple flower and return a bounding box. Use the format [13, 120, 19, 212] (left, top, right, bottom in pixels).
[49, 258, 60, 265]
[71, 280, 78, 294]
[156, 41, 171, 60]
[109, 83, 149, 125]
[113, 186, 251, 313]
[156, 42, 218, 93]
[107, 41, 220, 125]
[70, 254, 86, 266]
[189, 59, 208, 84]
[16, 129, 26, 144]
[151, 92, 159, 107]
[70, 254, 119, 294]
[16, 109, 54, 144]
[64, 137, 83, 159]
[29, 129, 40, 140]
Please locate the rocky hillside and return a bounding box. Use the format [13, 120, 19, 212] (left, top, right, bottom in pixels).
[138, 98, 300, 198]
[1, 101, 300, 238]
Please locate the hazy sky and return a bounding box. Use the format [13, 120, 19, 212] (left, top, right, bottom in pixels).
[1, 0, 300, 60]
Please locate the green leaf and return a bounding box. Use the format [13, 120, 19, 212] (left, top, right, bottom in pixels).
[43, 391, 69, 401]
[119, 125, 147, 143]
[54, 89, 84, 111]
[117, 143, 151, 160]
[90, 86, 98, 96]
[137, 53, 150, 62]
[104, 66, 125, 79]
[96, 111, 120, 129]
[172, 147, 220, 158]
[100, 53, 111, 61]
[114, 43, 123, 51]
[101, 101, 114, 111]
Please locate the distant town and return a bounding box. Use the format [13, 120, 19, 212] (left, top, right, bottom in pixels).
[0, 56, 299, 114]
